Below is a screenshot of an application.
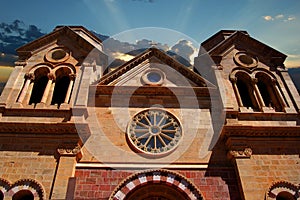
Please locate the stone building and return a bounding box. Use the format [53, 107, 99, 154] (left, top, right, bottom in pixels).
[0, 26, 299, 200]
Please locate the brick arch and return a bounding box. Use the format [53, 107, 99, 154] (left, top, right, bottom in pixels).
[266, 181, 300, 200]
[109, 169, 204, 200]
[0, 178, 10, 196]
[10, 179, 45, 200]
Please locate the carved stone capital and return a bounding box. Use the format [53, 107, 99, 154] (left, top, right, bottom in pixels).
[25, 73, 35, 81]
[227, 147, 252, 159]
[15, 61, 27, 66]
[251, 77, 258, 84]
[229, 76, 237, 83]
[271, 78, 278, 85]
[47, 73, 56, 80]
[69, 73, 76, 80]
[57, 144, 82, 160]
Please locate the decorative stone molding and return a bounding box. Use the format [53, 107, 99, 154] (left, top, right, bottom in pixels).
[227, 147, 252, 159]
[225, 125, 300, 137]
[15, 61, 27, 66]
[266, 181, 300, 200]
[233, 51, 258, 68]
[45, 47, 70, 63]
[0, 178, 45, 200]
[57, 144, 82, 160]
[24, 73, 35, 81]
[109, 169, 204, 200]
[0, 122, 82, 135]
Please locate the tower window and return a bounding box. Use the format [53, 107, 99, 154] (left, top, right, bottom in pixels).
[29, 75, 48, 105]
[51, 75, 70, 106]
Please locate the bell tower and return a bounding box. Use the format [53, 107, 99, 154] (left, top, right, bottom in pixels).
[195, 30, 300, 200]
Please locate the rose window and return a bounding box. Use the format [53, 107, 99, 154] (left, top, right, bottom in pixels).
[127, 109, 182, 156]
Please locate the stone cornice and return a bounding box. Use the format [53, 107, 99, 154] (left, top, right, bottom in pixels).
[0, 122, 89, 135]
[224, 125, 300, 137]
[92, 85, 215, 97]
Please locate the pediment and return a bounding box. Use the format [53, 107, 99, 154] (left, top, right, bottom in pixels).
[201, 31, 287, 68]
[97, 48, 215, 88]
[16, 26, 103, 61]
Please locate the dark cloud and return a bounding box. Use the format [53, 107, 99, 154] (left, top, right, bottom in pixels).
[0, 20, 45, 54]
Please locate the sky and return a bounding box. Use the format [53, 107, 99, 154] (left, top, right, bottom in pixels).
[0, 0, 300, 69]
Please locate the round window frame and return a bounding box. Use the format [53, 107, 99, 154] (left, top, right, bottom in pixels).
[45, 47, 70, 63]
[126, 108, 183, 157]
[141, 68, 165, 86]
[233, 52, 258, 68]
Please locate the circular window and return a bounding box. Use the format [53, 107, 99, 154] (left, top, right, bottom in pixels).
[52, 49, 66, 60]
[147, 71, 162, 83]
[234, 52, 258, 68]
[141, 69, 165, 85]
[45, 47, 69, 63]
[127, 109, 182, 156]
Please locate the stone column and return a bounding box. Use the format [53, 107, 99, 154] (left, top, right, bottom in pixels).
[64, 74, 76, 104]
[271, 78, 287, 108]
[40, 73, 55, 105]
[51, 145, 82, 200]
[23, 74, 36, 106]
[17, 73, 34, 104]
[252, 78, 265, 109]
[250, 77, 263, 111]
[230, 77, 243, 107]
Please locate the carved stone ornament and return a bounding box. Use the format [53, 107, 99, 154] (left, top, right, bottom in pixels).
[57, 144, 82, 158]
[227, 147, 252, 159]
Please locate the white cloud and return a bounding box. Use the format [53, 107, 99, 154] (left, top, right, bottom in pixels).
[263, 15, 273, 21]
[286, 16, 296, 21]
[170, 40, 198, 65]
[263, 14, 296, 22]
[275, 14, 284, 19]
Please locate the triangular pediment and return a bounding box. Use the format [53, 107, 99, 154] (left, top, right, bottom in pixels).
[200, 30, 287, 68]
[16, 26, 103, 61]
[97, 48, 215, 88]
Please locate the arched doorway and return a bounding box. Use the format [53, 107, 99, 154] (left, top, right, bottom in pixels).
[109, 169, 203, 200]
[12, 190, 34, 200]
[125, 183, 189, 200]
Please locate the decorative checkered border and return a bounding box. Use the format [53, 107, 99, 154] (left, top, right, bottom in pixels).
[0, 178, 45, 200]
[109, 169, 204, 200]
[266, 180, 300, 200]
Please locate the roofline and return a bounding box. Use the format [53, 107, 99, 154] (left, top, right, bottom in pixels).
[54, 25, 103, 44]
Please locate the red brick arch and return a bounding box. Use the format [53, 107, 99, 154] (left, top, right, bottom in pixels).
[266, 180, 299, 200]
[0, 178, 45, 200]
[109, 169, 204, 200]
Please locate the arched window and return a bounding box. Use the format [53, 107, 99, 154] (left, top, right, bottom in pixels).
[12, 190, 34, 200]
[256, 73, 282, 111]
[235, 73, 259, 110]
[29, 67, 49, 105]
[51, 67, 73, 107]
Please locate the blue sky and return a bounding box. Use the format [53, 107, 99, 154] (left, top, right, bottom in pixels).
[1, 0, 300, 67]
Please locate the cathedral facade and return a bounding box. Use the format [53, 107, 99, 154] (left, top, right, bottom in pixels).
[0, 26, 299, 200]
